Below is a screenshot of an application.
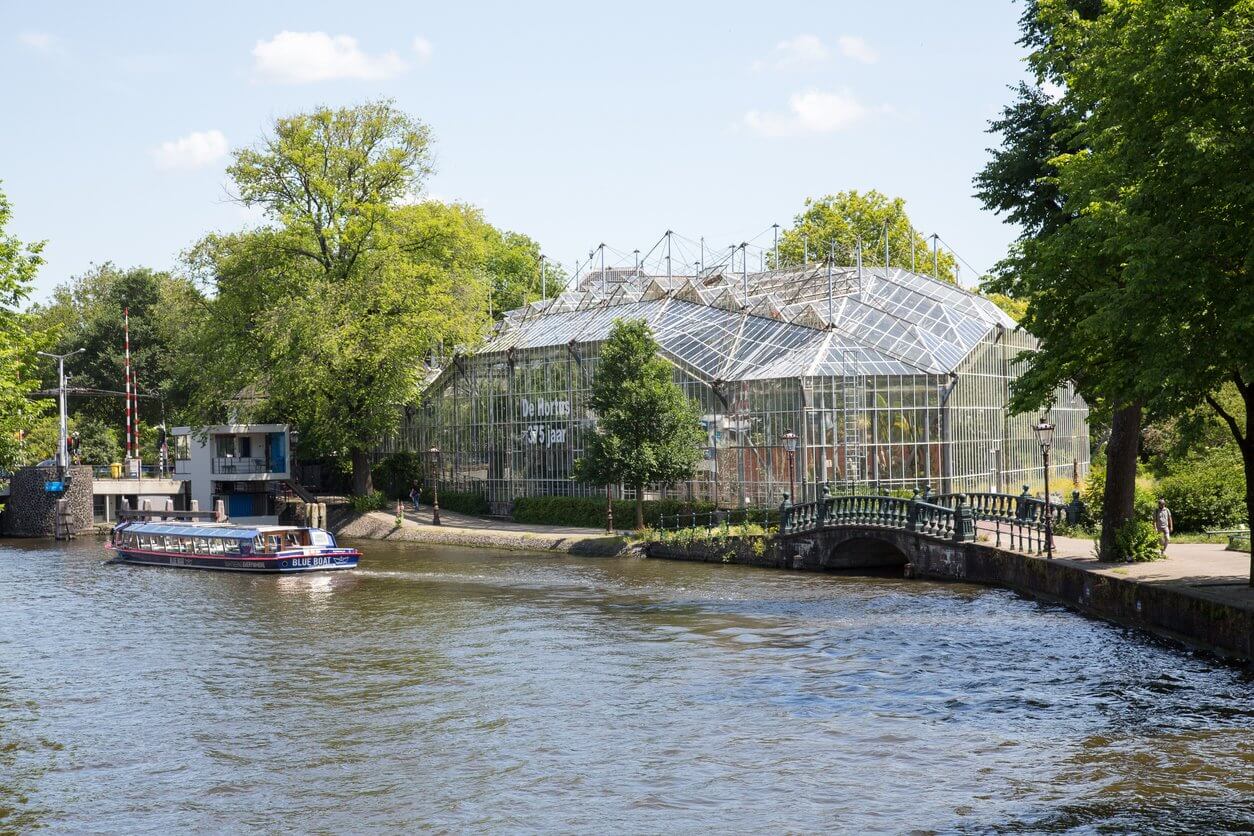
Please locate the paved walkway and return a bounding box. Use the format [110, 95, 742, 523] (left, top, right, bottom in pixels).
[1043, 532, 1254, 611]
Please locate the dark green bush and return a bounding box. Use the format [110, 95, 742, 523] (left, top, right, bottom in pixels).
[349, 491, 388, 513]
[1081, 461, 1155, 527]
[1110, 518, 1164, 562]
[511, 496, 737, 528]
[1157, 454, 1245, 532]
[372, 452, 424, 499]
[419, 488, 490, 516]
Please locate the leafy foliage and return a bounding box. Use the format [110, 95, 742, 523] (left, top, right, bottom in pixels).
[186, 102, 489, 495]
[512, 495, 715, 529]
[417, 489, 490, 516]
[1109, 518, 1164, 563]
[1157, 452, 1246, 533]
[372, 451, 424, 499]
[28, 264, 205, 429]
[572, 320, 705, 528]
[775, 190, 957, 281]
[0, 184, 47, 469]
[348, 491, 389, 513]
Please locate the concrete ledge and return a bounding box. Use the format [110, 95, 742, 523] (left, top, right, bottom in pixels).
[332, 510, 629, 556]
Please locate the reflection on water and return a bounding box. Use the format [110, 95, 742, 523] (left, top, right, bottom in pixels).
[0, 537, 1250, 833]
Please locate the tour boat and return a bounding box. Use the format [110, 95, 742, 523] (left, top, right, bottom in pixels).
[109, 521, 360, 573]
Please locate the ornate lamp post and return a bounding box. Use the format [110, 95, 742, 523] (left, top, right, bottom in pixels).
[1033, 416, 1055, 559]
[782, 430, 798, 505]
[427, 446, 442, 526]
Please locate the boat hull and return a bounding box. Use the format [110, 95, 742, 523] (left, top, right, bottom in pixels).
[110, 548, 359, 573]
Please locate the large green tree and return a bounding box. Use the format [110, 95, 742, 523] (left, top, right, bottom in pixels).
[573, 319, 705, 529]
[188, 102, 514, 495]
[776, 190, 958, 281]
[0, 184, 47, 470]
[1043, 0, 1253, 568]
[975, 0, 1147, 560]
[978, 0, 1254, 566]
[29, 264, 204, 431]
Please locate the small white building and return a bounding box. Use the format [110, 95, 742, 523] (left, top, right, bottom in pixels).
[171, 424, 291, 525]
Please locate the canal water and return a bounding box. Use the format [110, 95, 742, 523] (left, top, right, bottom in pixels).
[0, 538, 1250, 833]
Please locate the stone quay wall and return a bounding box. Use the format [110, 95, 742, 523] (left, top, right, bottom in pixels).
[1, 465, 94, 537]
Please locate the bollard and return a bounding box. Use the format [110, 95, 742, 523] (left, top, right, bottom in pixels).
[215, 499, 226, 522]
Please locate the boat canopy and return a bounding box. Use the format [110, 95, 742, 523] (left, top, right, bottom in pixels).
[119, 522, 267, 540]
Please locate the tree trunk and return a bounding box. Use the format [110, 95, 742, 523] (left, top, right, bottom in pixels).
[1243, 441, 1254, 587]
[1098, 401, 1142, 561]
[635, 489, 645, 530]
[351, 448, 373, 496]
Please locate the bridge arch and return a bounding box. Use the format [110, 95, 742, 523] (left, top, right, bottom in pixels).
[822, 533, 910, 570]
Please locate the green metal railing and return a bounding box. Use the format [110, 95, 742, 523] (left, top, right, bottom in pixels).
[655, 484, 1084, 555]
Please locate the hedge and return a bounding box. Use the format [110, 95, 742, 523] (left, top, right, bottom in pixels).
[511, 495, 781, 530]
[418, 488, 490, 517]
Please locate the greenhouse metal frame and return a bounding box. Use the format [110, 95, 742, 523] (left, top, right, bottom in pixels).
[383, 264, 1089, 511]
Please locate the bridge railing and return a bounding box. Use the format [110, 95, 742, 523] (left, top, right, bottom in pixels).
[654, 486, 1083, 555]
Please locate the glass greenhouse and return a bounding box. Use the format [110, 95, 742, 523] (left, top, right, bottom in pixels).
[383, 264, 1089, 512]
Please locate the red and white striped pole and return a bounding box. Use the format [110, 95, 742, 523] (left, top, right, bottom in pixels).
[124, 307, 133, 461]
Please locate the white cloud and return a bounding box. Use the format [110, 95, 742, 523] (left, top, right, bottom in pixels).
[252, 31, 407, 83]
[412, 36, 433, 64]
[153, 129, 228, 171]
[744, 90, 870, 137]
[752, 34, 829, 71]
[837, 35, 878, 64]
[18, 31, 59, 52]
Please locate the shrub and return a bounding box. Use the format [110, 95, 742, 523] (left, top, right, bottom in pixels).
[512, 495, 725, 529]
[349, 491, 388, 513]
[372, 452, 424, 499]
[1081, 462, 1156, 527]
[1157, 454, 1245, 532]
[419, 488, 490, 516]
[1108, 518, 1164, 563]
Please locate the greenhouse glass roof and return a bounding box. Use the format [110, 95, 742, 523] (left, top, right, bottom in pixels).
[472, 265, 1018, 381]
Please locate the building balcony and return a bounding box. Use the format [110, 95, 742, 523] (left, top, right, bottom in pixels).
[211, 456, 286, 475]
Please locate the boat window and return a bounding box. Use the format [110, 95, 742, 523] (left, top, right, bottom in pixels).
[191, 537, 206, 554]
[209, 538, 224, 555]
[266, 534, 281, 553]
[253, 535, 264, 553]
[224, 539, 241, 555]
[162, 536, 177, 552]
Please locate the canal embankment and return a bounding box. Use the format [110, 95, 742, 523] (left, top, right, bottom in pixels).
[647, 531, 1253, 664]
[332, 506, 628, 556]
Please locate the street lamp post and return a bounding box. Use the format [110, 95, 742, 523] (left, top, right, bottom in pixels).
[1033, 416, 1056, 559]
[37, 348, 85, 479]
[427, 446, 442, 526]
[782, 430, 798, 505]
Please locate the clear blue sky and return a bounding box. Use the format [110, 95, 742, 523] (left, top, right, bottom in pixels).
[2, 1, 1031, 301]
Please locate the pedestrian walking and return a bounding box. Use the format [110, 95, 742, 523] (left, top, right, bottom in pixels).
[409, 482, 421, 513]
[1154, 498, 1173, 555]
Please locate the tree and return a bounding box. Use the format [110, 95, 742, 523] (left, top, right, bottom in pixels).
[187, 103, 497, 495]
[573, 319, 705, 529]
[1035, 0, 1253, 571]
[28, 264, 205, 432]
[775, 190, 958, 281]
[0, 184, 47, 470]
[390, 200, 562, 320]
[974, 0, 1149, 560]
